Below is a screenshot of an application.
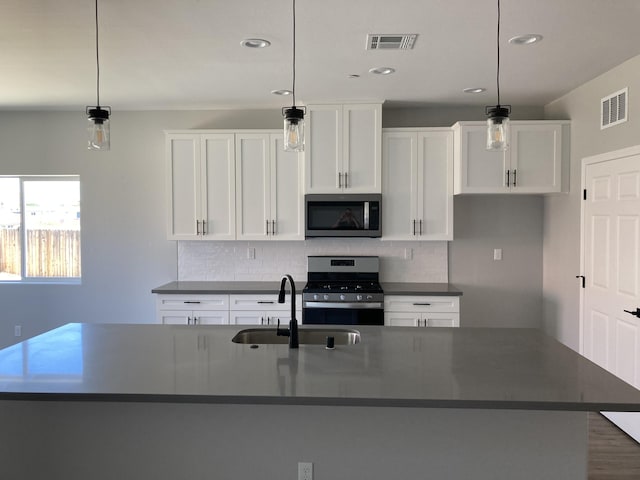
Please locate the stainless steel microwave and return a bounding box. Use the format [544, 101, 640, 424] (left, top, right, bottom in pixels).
[305, 194, 382, 238]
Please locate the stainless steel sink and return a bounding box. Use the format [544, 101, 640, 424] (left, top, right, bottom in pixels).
[232, 328, 361, 345]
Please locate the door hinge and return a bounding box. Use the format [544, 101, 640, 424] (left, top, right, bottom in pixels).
[583, 189, 587, 200]
[576, 275, 585, 289]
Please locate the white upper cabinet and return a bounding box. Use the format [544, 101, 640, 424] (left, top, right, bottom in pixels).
[235, 133, 304, 241]
[382, 129, 453, 240]
[166, 133, 235, 240]
[452, 121, 566, 194]
[306, 103, 382, 193]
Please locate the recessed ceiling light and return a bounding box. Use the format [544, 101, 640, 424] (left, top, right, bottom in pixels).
[369, 67, 395, 75]
[240, 38, 271, 48]
[508, 34, 543, 45]
[271, 89, 292, 96]
[463, 87, 486, 94]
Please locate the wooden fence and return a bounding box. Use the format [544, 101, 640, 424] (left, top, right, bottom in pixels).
[0, 228, 81, 277]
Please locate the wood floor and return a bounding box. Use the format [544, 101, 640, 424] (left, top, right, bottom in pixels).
[588, 412, 640, 479]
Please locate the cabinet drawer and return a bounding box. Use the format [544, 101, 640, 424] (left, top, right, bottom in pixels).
[156, 294, 229, 311]
[384, 296, 459, 313]
[229, 294, 302, 311]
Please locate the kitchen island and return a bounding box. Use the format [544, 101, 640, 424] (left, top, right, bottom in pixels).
[1, 323, 639, 479]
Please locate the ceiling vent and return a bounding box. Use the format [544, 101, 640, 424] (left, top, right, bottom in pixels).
[367, 34, 418, 50]
[601, 87, 628, 129]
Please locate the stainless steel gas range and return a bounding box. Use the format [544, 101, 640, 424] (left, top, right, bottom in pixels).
[301, 256, 384, 325]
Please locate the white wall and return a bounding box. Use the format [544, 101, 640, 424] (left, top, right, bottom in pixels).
[543, 54, 640, 350]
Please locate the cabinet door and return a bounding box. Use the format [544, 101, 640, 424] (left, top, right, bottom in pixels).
[510, 124, 562, 193]
[382, 131, 418, 240]
[417, 131, 453, 240]
[167, 134, 202, 239]
[384, 312, 420, 327]
[236, 134, 271, 240]
[202, 134, 236, 239]
[270, 135, 304, 240]
[160, 310, 193, 325]
[424, 312, 460, 327]
[454, 125, 508, 193]
[306, 105, 342, 193]
[343, 104, 382, 193]
[192, 311, 229, 325]
[229, 311, 267, 325]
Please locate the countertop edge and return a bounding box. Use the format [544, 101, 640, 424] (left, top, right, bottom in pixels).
[1, 392, 637, 412]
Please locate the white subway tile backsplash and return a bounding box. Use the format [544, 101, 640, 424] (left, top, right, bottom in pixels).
[178, 240, 448, 282]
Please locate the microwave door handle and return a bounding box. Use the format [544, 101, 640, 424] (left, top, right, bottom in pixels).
[364, 202, 370, 230]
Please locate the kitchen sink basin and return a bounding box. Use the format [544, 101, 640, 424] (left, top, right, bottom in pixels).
[232, 328, 360, 345]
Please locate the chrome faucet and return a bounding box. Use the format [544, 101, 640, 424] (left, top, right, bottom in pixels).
[276, 274, 299, 348]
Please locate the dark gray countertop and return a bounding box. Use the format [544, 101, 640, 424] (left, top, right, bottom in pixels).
[1, 323, 638, 411]
[152, 281, 462, 296]
[152, 281, 294, 295]
[381, 283, 462, 296]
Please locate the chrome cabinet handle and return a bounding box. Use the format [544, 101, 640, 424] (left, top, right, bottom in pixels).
[187, 316, 192, 325]
[257, 301, 274, 304]
[413, 220, 416, 236]
[266, 219, 270, 235]
[272, 220, 276, 235]
[344, 172, 349, 188]
[338, 172, 342, 188]
[184, 301, 201, 304]
[193, 317, 198, 325]
[196, 220, 201, 235]
[419, 219, 423, 235]
[202, 220, 206, 235]
[513, 169, 517, 187]
[506, 170, 510, 187]
[413, 303, 431, 306]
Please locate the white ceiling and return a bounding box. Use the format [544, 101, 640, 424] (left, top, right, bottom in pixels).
[1, 0, 640, 111]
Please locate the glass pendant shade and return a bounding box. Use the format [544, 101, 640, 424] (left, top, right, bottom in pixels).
[283, 106, 305, 152]
[485, 105, 510, 151]
[87, 107, 111, 151]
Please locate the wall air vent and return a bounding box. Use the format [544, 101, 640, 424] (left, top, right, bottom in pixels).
[601, 87, 628, 129]
[367, 34, 418, 50]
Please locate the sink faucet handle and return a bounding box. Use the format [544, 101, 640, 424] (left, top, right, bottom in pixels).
[276, 318, 290, 337]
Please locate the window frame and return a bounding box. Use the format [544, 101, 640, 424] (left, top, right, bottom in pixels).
[0, 175, 81, 285]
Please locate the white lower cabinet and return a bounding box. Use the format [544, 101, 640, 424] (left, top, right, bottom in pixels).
[156, 295, 230, 325]
[229, 294, 302, 326]
[384, 296, 460, 327]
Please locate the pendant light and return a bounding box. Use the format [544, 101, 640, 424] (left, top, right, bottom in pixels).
[86, 0, 111, 151]
[282, 0, 305, 152]
[485, 0, 511, 151]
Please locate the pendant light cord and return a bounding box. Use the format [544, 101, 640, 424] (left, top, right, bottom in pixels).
[496, 0, 501, 106]
[95, 0, 101, 107]
[292, 0, 297, 107]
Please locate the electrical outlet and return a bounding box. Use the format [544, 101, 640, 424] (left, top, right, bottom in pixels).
[298, 462, 313, 480]
[14, 325, 22, 337]
[404, 248, 413, 260]
[247, 247, 255, 259]
[493, 248, 502, 261]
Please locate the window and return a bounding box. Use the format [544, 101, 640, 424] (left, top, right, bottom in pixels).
[0, 176, 81, 283]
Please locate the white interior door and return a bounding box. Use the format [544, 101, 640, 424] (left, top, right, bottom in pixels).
[582, 148, 640, 442]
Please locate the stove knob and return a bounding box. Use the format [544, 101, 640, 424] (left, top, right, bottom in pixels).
[313, 294, 319, 301]
[366, 295, 373, 300]
[340, 294, 346, 301]
[356, 294, 363, 301]
[323, 294, 330, 301]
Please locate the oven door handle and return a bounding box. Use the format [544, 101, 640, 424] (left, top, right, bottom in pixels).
[303, 301, 383, 309]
